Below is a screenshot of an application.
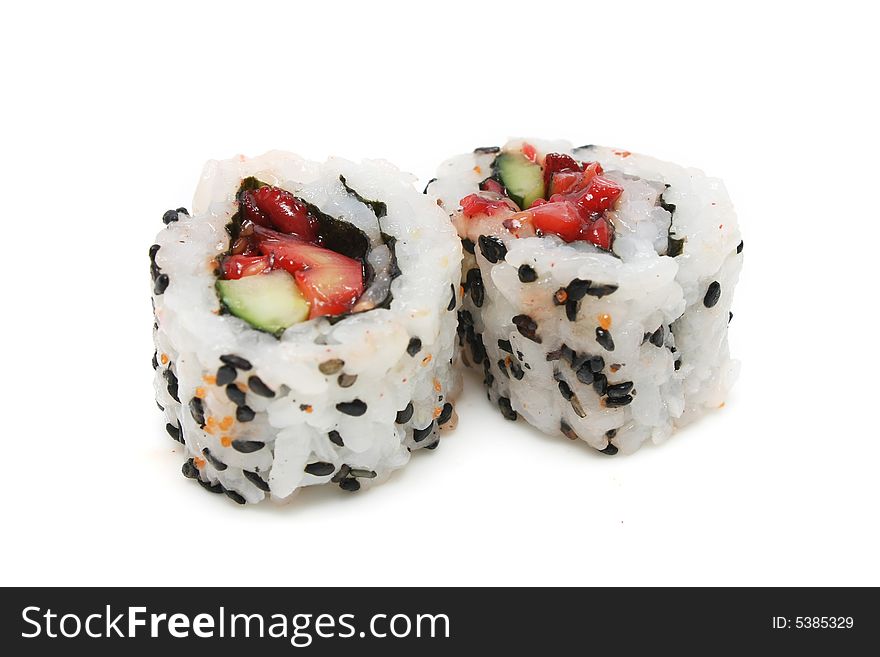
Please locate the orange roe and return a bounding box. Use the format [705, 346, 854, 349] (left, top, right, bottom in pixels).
[598, 313, 612, 330]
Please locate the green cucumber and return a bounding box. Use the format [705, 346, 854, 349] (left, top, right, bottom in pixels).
[493, 152, 545, 209]
[217, 270, 309, 335]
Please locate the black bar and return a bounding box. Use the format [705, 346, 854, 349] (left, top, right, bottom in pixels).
[1, 587, 874, 654]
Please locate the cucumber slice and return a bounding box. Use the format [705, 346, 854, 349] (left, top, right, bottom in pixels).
[217, 270, 310, 335]
[493, 152, 545, 209]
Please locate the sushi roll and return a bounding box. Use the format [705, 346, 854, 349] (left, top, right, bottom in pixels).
[151, 151, 462, 504]
[427, 139, 742, 454]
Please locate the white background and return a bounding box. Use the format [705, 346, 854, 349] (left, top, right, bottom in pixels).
[2, 1, 878, 587]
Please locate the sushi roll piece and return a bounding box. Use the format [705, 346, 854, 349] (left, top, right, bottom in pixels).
[427, 139, 742, 454]
[151, 151, 462, 504]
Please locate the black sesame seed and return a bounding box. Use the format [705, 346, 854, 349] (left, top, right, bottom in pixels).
[599, 443, 619, 456]
[466, 268, 484, 307]
[438, 402, 454, 425]
[396, 402, 414, 424]
[236, 405, 256, 422]
[509, 360, 525, 380]
[198, 479, 224, 494]
[595, 327, 615, 351]
[157, 401, 164, 411]
[568, 352, 588, 370]
[247, 375, 275, 398]
[559, 343, 577, 365]
[406, 337, 422, 357]
[729, 311, 733, 323]
[674, 359, 682, 371]
[350, 468, 377, 478]
[517, 264, 538, 283]
[153, 273, 170, 295]
[474, 145, 501, 154]
[593, 372, 608, 395]
[231, 439, 264, 453]
[516, 350, 525, 361]
[181, 459, 199, 479]
[216, 364, 237, 386]
[337, 399, 367, 416]
[243, 470, 270, 491]
[704, 281, 722, 308]
[498, 339, 513, 353]
[586, 284, 618, 298]
[162, 209, 179, 224]
[468, 328, 488, 364]
[423, 178, 437, 194]
[224, 489, 247, 505]
[478, 235, 507, 263]
[558, 380, 574, 400]
[189, 397, 206, 427]
[165, 423, 181, 441]
[152, 352, 159, 370]
[176, 207, 189, 216]
[328, 430, 344, 447]
[337, 373, 357, 388]
[570, 395, 586, 418]
[304, 462, 335, 477]
[607, 381, 634, 398]
[565, 299, 579, 321]
[545, 349, 562, 361]
[413, 423, 434, 442]
[163, 369, 179, 402]
[339, 478, 361, 492]
[497, 359, 510, 379]
[202, 447, 227, 471]
[225, 384, 246, 406]
[220, 354, 252, 371]
[605, 395, 633, 407]
[331, 464, 352, 483]
[566, 279, 591, 301]
[736, 240, 744, 254]
[650, 326, 665, 347]
[576, 364, 595, 385]
[512, 314, 541, 343]
[560, 421, 579, 440]
[667, 236, 686, 257]
[461, 238, 475, 254]
[498, 397, 518, 421]
[447, 284, 456, 311]
[318, 359, 345, 375]
[149, 244, 160, 262]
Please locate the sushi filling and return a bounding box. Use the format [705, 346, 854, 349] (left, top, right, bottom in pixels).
[217, 177, 396, 334]
[456, 143, 623, 250]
